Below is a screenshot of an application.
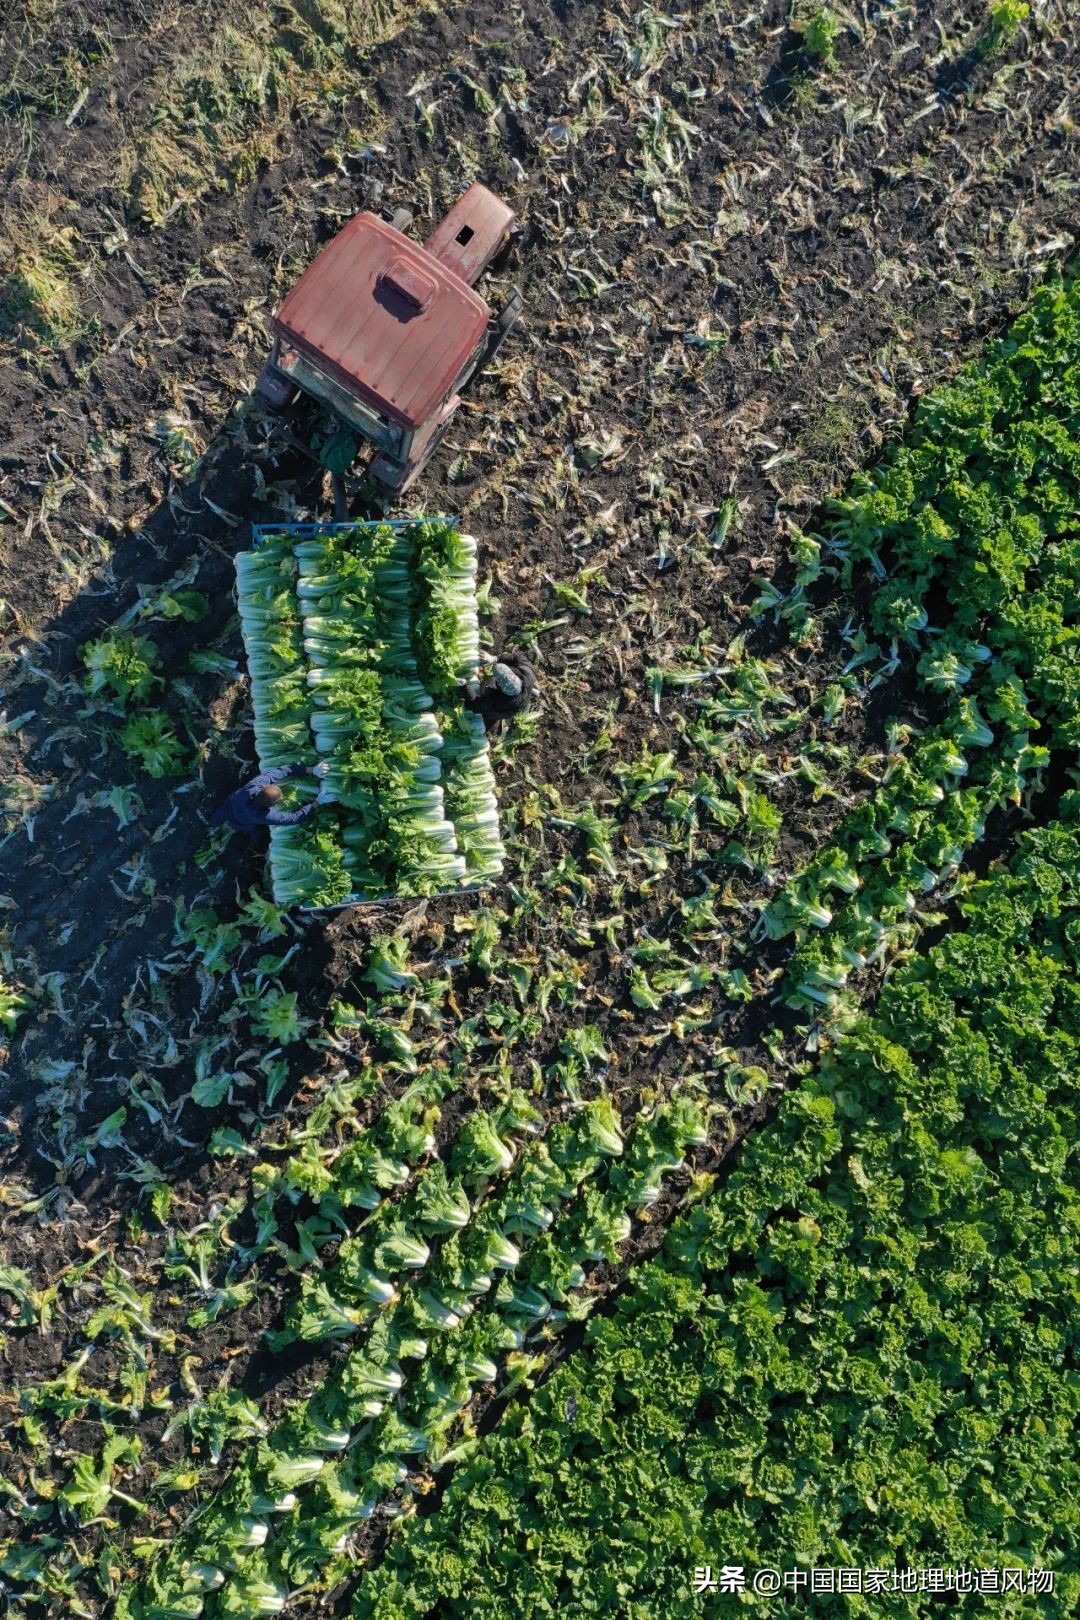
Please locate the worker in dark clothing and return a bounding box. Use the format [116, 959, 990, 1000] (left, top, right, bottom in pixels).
[211, 761, 331, 834]
[463, 651, 538, 732]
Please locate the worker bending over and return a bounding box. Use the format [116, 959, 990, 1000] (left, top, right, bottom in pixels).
[211, 761, 331, 834]
[463, 651, 537, 731]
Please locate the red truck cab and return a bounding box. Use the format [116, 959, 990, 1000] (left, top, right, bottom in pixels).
[257, 184, 522, 493]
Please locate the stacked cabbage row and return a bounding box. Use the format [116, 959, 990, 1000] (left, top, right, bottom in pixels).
[235, 520, 504, 907]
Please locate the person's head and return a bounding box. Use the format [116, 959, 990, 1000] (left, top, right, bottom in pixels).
[492, 661, 524, 698]
[257, 785, 283, 808]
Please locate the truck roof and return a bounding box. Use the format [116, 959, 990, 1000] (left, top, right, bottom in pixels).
[270, 213, 490, 431]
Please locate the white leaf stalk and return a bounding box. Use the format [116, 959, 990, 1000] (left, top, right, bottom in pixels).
[233, 522, 505, 907]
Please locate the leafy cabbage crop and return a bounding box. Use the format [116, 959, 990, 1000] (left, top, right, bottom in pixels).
[234, 520, 504, 908]
[360, 805, 1080, 1619]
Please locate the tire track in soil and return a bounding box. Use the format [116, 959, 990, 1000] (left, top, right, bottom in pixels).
[1, 1, 1078, 1611]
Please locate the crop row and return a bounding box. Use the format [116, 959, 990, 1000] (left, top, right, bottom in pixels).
[703, 276, 1080, 1030]
[119, 1084, 711, 1618]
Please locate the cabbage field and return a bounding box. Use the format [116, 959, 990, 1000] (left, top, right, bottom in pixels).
[1, 3, 1078, 1618]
